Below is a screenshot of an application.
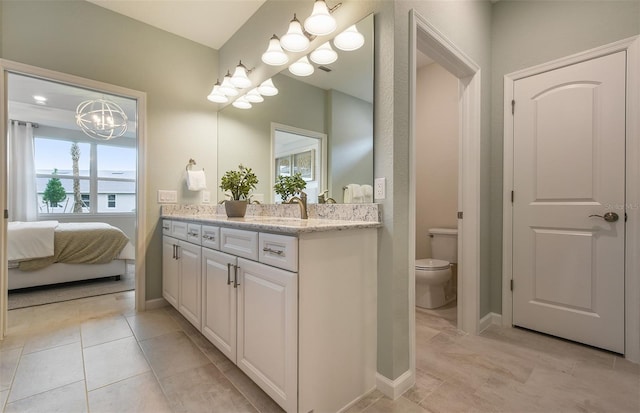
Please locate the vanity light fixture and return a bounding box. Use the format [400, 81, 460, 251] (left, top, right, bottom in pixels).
[261, 34, 290, 66]
[304, 0, 338, 36]
[230, 61, 252, 89]
[333, 24, 365, 51]
[280, 14, 310, 53]
[289, 56, 315, 77]
[257, 78, 279, 96]
[207, 80, 229, 103]
[245, 88, 264, 103]
[310, 41, 338, 65]
[232, 95, 252, 109]
[220, 71, 239, 96]
[76, 98, 128, 140]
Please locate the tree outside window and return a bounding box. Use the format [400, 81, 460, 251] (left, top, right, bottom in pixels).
[42, 168, 67, 212]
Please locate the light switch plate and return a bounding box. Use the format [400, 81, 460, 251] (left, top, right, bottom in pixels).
[374, 177, 386, 200]
[157, 190, 177, 203]
[201, 191, 211, 204]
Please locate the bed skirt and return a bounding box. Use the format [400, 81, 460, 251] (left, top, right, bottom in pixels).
[8, 260, 128, 290]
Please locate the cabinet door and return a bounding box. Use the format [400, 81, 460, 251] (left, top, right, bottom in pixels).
[162, 236, 179, 308]
[178, 240, 202, 329]
[237, 259, 298, 413]
[202, 248, 237, 362]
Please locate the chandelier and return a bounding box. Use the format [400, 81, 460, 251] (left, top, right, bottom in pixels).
[76, 98, 128, 140]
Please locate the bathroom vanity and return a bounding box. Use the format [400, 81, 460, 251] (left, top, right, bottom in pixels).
[161, 206, 380, 413]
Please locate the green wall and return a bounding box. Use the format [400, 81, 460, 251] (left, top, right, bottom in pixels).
[1, 0, 219, 300]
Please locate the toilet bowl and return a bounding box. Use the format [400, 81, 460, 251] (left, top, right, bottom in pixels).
[415, 258, 455, 309]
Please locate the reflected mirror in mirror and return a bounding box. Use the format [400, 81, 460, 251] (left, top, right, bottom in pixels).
[218, 13, 373, 204]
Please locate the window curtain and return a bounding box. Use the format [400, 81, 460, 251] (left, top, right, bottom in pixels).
[8, 121, 38, 221]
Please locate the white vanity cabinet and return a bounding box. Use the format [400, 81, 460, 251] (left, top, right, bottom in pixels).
[162, 220, 202, 329]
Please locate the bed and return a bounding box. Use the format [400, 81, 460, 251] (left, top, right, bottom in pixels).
[7, 220, 134, 290]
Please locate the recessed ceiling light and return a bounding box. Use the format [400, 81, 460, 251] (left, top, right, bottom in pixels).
[33, 95, 47, 104]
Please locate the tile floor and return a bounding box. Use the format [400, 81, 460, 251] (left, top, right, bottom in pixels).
[0, 293, 638, 412]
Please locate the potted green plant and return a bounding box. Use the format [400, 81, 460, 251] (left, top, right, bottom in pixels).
[274, 172, 307, 203]
[220, 164, 258, 217]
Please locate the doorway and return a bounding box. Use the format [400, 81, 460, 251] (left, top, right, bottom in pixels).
[0, 59, 147, 338]
[406, 10, 482, 397]
[502, 36, 640, 362]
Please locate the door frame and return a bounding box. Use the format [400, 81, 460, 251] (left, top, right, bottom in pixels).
[502, 36, 640, 362]
[405, 8, 482, 397]
[0, 59, 148, 338]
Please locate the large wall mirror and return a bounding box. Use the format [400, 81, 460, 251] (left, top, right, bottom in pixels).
[217, 13, 374, 204]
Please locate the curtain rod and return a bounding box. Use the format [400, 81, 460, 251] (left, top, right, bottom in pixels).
[9, 119, 40, 128]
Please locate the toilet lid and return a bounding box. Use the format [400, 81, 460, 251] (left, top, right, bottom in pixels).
[415, 258, 450, 270]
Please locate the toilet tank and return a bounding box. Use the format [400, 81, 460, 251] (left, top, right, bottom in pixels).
[429, 228, 458, 263]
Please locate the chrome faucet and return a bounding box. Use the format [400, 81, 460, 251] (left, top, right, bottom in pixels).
[289, 191, 308, 219]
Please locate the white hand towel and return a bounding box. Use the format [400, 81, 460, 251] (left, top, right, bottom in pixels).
[351, 184, 364, 203]
[361, 184, 373, 203]
[186, 170, 207, 191]
[344, 185, 353, 203]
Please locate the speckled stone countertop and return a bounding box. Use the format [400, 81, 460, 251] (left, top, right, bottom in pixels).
[161, 204, 382, 234]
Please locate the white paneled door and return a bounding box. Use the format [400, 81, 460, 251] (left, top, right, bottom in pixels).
[512, 51, 626, 353]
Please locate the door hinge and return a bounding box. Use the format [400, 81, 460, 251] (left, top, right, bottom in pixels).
[457, 211, 463, 219]
[625, 212, 628, 222]
[510, 279, 514, 291]
[511, 99, 515, 115]
[4, 209, 7, 219]
[511, 191, 514, 203]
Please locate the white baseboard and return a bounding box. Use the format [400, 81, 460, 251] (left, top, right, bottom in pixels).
[145, 297, 169, 310]
[480, 312, 502, 332]
[376, 370, 413, 400]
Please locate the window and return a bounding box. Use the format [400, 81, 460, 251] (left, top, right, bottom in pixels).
[34, 137, 136, 215]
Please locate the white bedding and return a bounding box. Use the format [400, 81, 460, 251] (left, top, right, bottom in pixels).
[7, 220, 58, 261]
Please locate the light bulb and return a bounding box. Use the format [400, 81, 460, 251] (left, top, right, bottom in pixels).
[232, 96, 252, 109]
[289, 56, 314, 77]
[261, 34, 289, 66]
[304, 0, 336, 36]
[230, 61, 252, 89]
[310, 42, 338, 65]
[280, 14, 310, 53]
[333, 24, 365, 51]
[258, 78, 278, 96]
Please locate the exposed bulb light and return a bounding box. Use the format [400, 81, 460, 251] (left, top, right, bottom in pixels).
[333, 24, 364, 51]
[33, 95, 47, 105]
[280, 14, 310, 53]
[245, 88, 264, 103]
[76, 98, 128, 140]
[232, 95, 252, 109]
[310, 41, 338, 65]
[261, 34, 289, 66]
[207, 80, 228, 103]
[257, 78, 279, 96]
[230, 61, 252, 89]
[220, 71, 239, 96]
[304, 0, 337, 36]
[289, 56, 315, 77]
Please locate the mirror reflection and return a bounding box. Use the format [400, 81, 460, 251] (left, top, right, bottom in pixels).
[217, 14, 373, 204]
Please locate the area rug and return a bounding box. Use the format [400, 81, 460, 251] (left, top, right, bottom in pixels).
[8, 268, 135, 310]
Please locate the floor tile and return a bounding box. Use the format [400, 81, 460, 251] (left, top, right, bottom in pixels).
[139, 330, 210, 379]
[364, 395, 431, 413]
[4, 380, 87, 413]
[9, 341, 84, 402]
[88, 371, 172, 413]
[342, 390, 386, 413]
[160, 364, 258, 413]
[223, 363, 285, 413]
[23, 324, 80, 354]
[126, 309, 181, 341]
[81, 315, 133, 348]
[83, 336, 150, 391]
[0, 348, 22, 392]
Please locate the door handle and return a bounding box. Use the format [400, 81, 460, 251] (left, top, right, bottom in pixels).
[226, 263, 232, 285]
[589, 212, 619, 222]
[233, 265, 240, 288]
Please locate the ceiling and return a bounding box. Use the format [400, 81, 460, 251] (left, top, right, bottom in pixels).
[86, 0, 266, 50]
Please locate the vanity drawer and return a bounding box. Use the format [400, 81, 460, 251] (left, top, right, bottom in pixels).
[201, 225, 220, 250]
[259, 233, 298, 272]
[162, 220, 172, 236]
[220, 228, 258, 261]
[186, 223, 202, 245]
[171, 220, 188, 241]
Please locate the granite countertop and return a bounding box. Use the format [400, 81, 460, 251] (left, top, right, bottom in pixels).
[162, 213, 382, 234]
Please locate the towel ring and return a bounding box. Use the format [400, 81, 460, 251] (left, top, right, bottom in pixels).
[186, 158, 203, 171]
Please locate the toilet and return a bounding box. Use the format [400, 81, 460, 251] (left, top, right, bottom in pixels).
[416, 228, 458, 309]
